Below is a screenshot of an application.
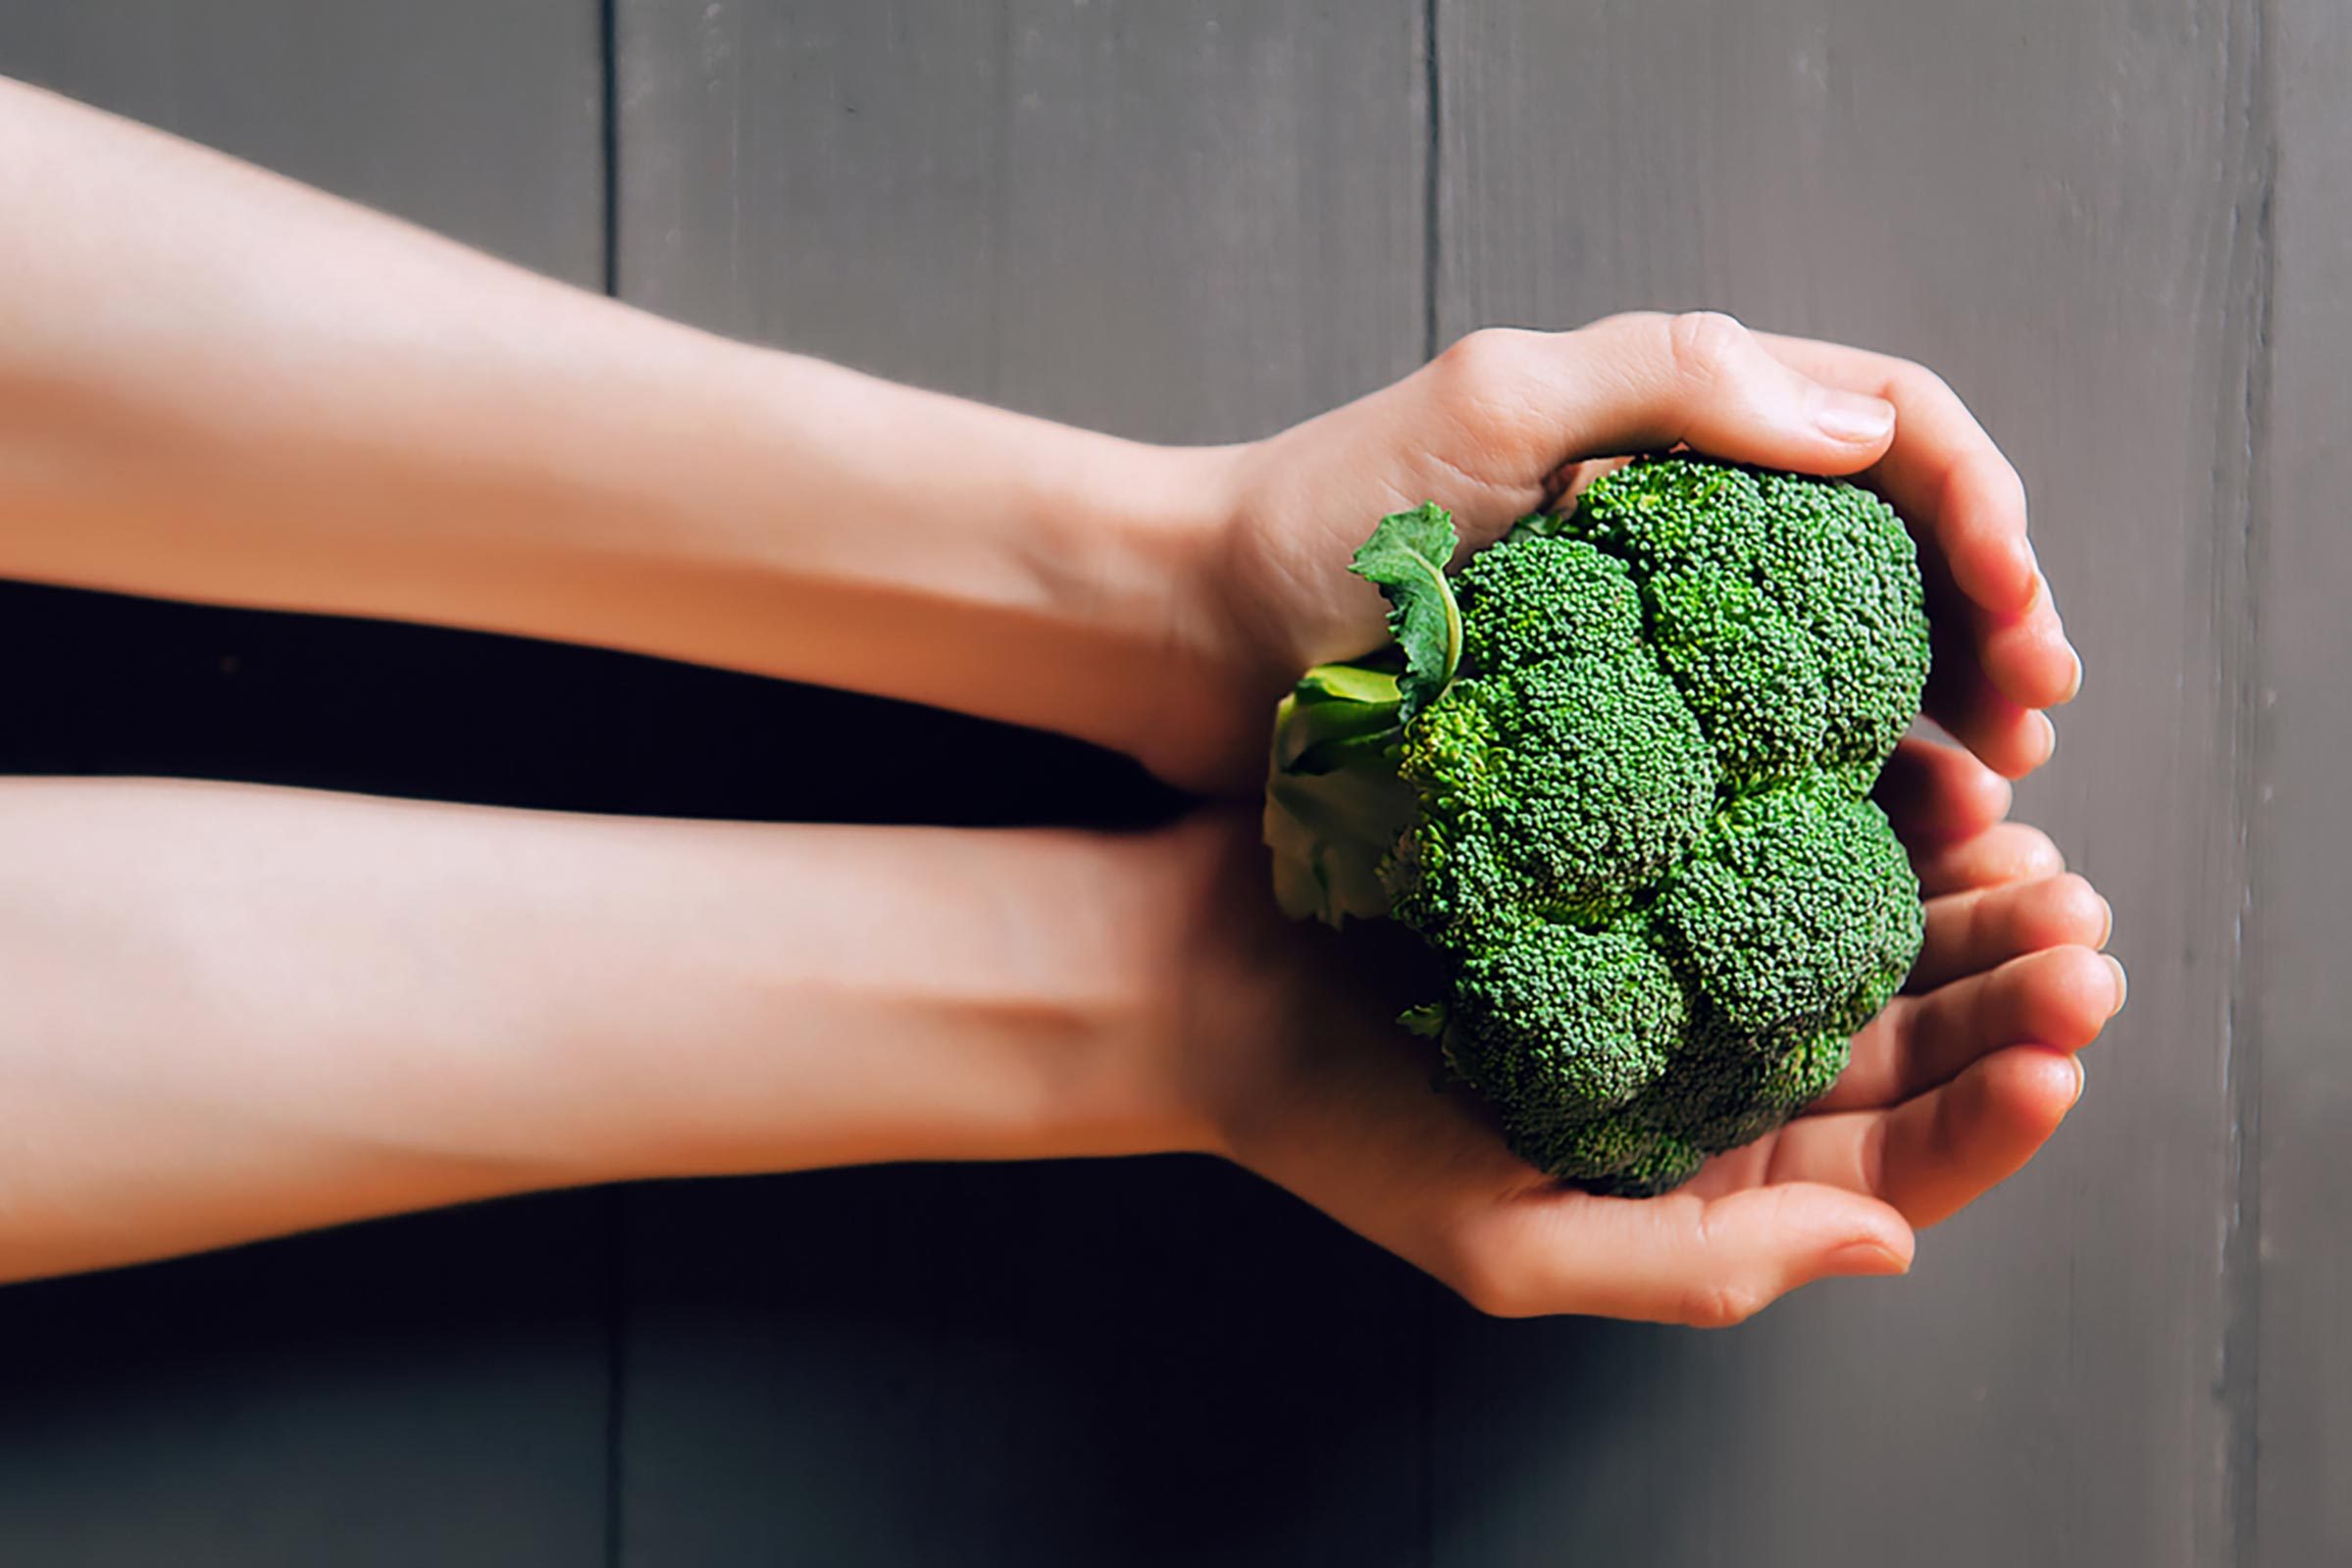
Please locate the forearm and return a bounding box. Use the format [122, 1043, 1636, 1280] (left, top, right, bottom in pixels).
[0, 77, 1238, 773]
[0, 779, 1202, 1282]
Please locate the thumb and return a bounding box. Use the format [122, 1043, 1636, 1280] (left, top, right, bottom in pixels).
[1411, 313, 1897, 514]
[1446, 1181, 1916, 1326]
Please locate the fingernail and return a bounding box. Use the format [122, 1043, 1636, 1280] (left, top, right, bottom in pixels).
[2071, 1056, 2088, 1106]
[2102, 954, 2128, 1017]
[2061, 646, 2084, 704]
[2096, 895, 2115, 949]
[2035, 712, 2058, 765]
[1814, 388, 1895, 443]
[1826, 1239, 1910, 1278]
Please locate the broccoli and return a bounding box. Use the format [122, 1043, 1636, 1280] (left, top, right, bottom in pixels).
[1262, 455, 1931, 1196]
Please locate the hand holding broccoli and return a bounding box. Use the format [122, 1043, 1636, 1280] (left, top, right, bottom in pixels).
[0, 84, 2116, 1313]
[1169, 786, 2119, 1326]
[1266, 460, 1935, 1194]
[1188, 311, 2074, 791]
[1175, 312, 2115, 1320]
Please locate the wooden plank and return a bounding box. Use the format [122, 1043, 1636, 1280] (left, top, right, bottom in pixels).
[617, 0, 1428, 439]
[610, 4, 1433, 1562]
[0, 1199, 614, 1568]
[0, 3, 604, 279]
[0, 8, 615, 1566]
[616, 1162, 1439, 1565]
[1430, 3, 2255, 1564]
[2253, 0, 2347, 1560]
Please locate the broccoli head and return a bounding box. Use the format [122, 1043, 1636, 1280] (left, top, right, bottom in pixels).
[1262, 455, 1931, 1196]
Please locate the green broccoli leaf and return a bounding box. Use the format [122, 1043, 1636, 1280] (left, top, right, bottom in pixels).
[1350, 503, 1462, 721]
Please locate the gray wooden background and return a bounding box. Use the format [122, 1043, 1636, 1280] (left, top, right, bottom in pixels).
[0, 3, 2340, 1564]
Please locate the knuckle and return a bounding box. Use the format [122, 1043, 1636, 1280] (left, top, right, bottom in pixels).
[1945, 444, 2027, 516]
[2049, 870, 2099, 915]
[1585, 308, 1667, 342]
[1889, 359, 1955, 409]
[1677, 1276, 1770, 1330]
[1461, 1281, 1532, 1321]
[2015, 826, 2065, 876]
[1457, 1267, 1532, 1321]
[1663, 309, 1753, 386]
[1988, 451, 2030, 517]
[1423, 329, 1555, 460]
[1438, 1235, 1537, 1320]
[1428, 327, 1535, 404]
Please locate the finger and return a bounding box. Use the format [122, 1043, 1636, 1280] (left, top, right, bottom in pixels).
[1817, 944, 2123, 1111]
[1418, 315, 1898, 507]
[1911, 821, 2064, 896]
[1917, 552, 2060, 776]
[1926, 663, 2053, 781]
[1874, 736, 2013, 843]
[1569, 312, 1898, 469]
[1874, 1047, 2084, 1226]
[1417, 321, 2078, 734]
[1439, 1181, 1913, 1327]
[1750, 331, 2040, 616]
[1973, 584, 2082, 709]
[1904, 873, 2112, 993]
[1737, 1046, 2083, 1228]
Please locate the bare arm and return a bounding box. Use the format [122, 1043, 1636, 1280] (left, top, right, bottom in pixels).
[0, 77, 2078, 794]
[0, 778, 1202, 1282]
[0, 770, 2120, 1322]
[0, 76, 1236, 782]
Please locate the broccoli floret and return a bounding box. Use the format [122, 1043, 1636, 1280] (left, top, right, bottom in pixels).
[1391, 647, 1716, 933]
[1642, 566, 1827, 788]
[1658, 776, 1926, 1048]
[1440, 919, 1686, 1121]
[1454, 524, 1648, 670]
[1553, 460, 1931, 789]
[1432, 916, 1704, 1197]
[1262, 456, 1931, 1196]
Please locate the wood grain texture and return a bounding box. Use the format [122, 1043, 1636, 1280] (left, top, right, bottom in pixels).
[615, 1161, 1438, 1566]
[1431, 3, 2259, 1564]
[2253, 0, 2345, 1560]
[0, 2, 2337, 1563]
[617, 0, 1429, 439]
[609, 3, 1433, 1562]
[0, 9, 615, 1566]
[0, 1200, 613, 1568]
[0, 2, 605, 278]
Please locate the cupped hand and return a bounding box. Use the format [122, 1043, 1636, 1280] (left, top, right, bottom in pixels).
[1169, 740, 2121, 1326]
[1192, 312, 2076, 790]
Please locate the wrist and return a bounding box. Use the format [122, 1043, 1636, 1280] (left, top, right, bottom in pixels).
[571, 818, 1226, 1182]
[1018, 429, 1262, 792]
[1013, 819, 1237, 1163]
[644, 345, 1254, 789]
[1121, 808, 1328, 1166]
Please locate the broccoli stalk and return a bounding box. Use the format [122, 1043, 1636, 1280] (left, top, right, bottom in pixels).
[1262, 457, 1931, 1196]
[1263, 500, 1459, 926]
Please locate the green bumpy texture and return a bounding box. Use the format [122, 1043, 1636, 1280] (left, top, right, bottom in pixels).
[1263, 456, 1932, 1196]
